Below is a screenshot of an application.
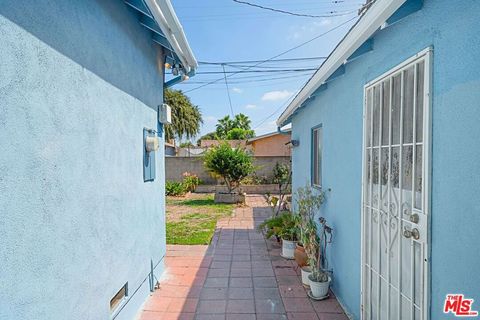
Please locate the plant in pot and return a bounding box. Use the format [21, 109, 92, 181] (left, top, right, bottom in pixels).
[264, 162, 292, 217]
[304, 216, 333, 299]
[203, 142, 255, 204]
[293, 186, 325, 273]
[259, 212, 298, 259]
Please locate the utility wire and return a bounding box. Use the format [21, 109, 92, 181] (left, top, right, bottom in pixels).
[198, 56, 328, 65]
[253, 93, 297, 130]
[183, 72, 314, 85]
[196, 68, 318, 74]
[222, 64, 235, 117]
[184, 15, 357, 94]
[232, 0, 358, 18]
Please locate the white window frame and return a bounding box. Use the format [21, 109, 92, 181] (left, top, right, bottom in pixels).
[311, 125, 323, 188]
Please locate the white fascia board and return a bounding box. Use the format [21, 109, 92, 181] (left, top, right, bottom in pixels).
[145, 0, 198, 72]
[276, 0, 406, 127]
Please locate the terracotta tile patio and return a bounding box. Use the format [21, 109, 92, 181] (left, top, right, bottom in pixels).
[138, 196, 349, 320]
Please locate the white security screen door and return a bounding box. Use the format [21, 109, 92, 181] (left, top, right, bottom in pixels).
[361, 49, 431, 320]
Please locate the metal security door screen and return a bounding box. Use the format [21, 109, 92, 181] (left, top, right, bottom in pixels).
[361, 49, 432, 320]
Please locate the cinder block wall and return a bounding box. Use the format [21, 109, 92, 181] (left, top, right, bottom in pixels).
[166, 156, 291, 184]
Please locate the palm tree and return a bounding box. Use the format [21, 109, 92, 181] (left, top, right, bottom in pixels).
[164, 88, 203, 141]
[216, 115, 234, 138]
[233, 113, 251, 130]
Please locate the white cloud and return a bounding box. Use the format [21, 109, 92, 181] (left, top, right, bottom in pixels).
[314, 18, 332, 27]
[287, 17, 334, 40]
[255, 120, 278, 135]
[204, 116, 217, 123]
[261, 90, 292, 101]
[232, 87, 243, 93]
[244, 104, 257, 109]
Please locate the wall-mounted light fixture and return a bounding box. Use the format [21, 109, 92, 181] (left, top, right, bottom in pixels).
[172, 64, 180, 76]
[286, 139, 300, 147]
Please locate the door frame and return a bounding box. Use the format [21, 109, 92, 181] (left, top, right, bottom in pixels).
[360, 47, 433, 320]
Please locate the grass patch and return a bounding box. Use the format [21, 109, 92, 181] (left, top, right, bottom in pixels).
[166, 195, 234, 245]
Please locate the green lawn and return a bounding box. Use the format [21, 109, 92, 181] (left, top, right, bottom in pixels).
[166, 195, 234, 245]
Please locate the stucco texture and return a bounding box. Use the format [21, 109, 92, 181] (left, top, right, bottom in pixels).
[290, 0, 480, 319]
[0, 1, 166, 320]
[248, 133, 292, 157]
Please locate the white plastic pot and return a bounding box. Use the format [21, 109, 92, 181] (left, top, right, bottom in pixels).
[282, 239, 296, 259]
[301, 266, 312, 286]
[308, 275, 331, 298]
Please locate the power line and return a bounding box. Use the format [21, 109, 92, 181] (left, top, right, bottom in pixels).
[184, 15, 357, 94]
[253, 93, 298, 130]
[222, 64, 235, 117]
[196, 68, 318, 74]
[232, 0, 358, 18]
[183, 72, 314, 85]
[198, 56, 328, 65]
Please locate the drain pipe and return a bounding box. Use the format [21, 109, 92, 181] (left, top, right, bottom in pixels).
[277, 126, 290, 135]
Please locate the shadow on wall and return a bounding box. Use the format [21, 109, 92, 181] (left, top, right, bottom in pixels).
[0, 0, 163, 109]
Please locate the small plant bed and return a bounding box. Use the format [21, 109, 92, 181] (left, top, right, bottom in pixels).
[166, 194, 235, 245]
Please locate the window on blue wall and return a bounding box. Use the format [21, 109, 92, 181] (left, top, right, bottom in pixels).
[312, 126, 322, 188]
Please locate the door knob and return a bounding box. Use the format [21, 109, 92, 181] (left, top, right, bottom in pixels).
[403, 227, 420, 240]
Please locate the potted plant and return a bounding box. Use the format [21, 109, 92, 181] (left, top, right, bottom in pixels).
[259, 212, 298, 259]
[203, 142, 255, 204]
[304, 216, 333, 299]
[293, 186, 325, 275]
[264, 162, 291, 216]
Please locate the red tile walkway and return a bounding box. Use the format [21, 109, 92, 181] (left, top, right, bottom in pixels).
[138, 195, 349, 320]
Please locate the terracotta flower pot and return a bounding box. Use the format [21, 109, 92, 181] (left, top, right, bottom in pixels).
[294, 243, 308, 267]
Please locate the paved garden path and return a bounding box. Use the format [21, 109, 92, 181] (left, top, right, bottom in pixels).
[139, 195, 349, 320]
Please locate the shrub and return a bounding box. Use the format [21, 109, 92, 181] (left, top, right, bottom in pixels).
[203, 142, 255, 193]
[166, 181, 187, 196]
[258, 212, 298, 241]
[182, 172, 201, 192]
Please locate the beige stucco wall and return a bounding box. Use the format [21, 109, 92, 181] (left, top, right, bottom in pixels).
[250, 134, 291, 156]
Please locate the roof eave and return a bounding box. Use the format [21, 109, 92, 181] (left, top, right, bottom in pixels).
[144, 0, 198, 73]
[276, 0, 406, 127]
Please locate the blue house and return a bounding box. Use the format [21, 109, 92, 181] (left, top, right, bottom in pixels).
[0, 1, 196, 319]
[277, 0, 480, 319]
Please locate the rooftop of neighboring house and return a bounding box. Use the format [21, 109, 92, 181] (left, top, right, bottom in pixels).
[246, 129, 291, 144]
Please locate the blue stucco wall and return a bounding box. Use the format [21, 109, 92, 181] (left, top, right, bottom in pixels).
[0, 1, 166, 319]
[290, 0, 480, 319]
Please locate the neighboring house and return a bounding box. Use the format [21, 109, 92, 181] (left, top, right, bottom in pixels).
[165, 141, 177, 156]
[177, 146, 206, 157]
[200, 139, 247, 149]
[0, 1, 196, 320]
[246, 130, 292, 157]
[277, 0, 480, 319]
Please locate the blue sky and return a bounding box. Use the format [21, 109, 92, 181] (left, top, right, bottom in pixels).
[171, 0, 360, 139]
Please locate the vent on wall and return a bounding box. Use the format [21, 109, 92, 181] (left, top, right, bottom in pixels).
[110, 282, 128, 313]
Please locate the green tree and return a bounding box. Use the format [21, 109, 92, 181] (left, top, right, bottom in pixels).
[214, 113, 255, 139]
[233, 113, 251, 130]
[225, 128, 255, 140]
[197, 132, 218, 145]
[215, 115, 235, 138]
[164, 88, 203, 141]
[203, 142, 255, 193]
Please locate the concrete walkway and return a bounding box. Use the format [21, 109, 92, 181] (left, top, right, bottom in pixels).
[138, 196, 349, 320]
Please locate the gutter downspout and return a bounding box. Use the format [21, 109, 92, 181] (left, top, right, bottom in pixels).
[277, 126, 290, 135]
